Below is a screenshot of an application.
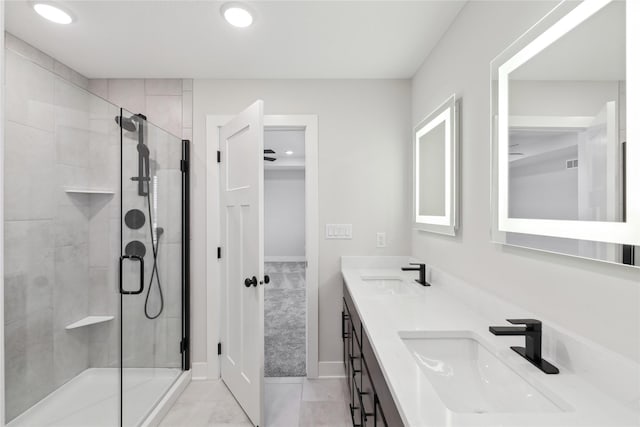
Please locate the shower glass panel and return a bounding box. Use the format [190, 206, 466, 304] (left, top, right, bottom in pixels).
[4, 44, 189, 427]
[119, 109, 184, 426]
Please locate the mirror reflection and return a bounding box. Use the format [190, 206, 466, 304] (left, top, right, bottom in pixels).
[418, 122, 446, 217]
[507, 0, 625, 224]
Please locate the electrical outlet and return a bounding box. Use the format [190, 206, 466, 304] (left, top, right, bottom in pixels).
[376, 232, 386, 248]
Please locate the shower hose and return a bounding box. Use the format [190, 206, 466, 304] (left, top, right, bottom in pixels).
[144, 183, 164, 320]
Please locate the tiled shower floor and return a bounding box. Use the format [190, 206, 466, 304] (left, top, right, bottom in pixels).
[264, 262, 306, 377]
[8, 368, 181, 427]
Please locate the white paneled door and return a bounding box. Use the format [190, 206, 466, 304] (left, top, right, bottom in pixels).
[219, 100, 265, 426]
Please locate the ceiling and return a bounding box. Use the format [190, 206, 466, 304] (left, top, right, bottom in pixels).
[264, 128, 305, 168]
[5, 0, 466, 79]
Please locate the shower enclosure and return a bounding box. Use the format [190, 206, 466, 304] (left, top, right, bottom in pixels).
[4, 47, 190, 426]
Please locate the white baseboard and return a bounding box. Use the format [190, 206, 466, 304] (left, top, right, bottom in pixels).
[141, 370, 191, 427]
[265, 256, 306, 262]
[318, 361, 345, 378]
[191, 362, 209, 380]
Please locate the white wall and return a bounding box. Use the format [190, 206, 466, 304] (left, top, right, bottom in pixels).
[509, 145, 579, 221]
[411, 1, 640, 362]
[1, 4, 5, 423]
[192, 79, 411, 371]
[265, 169, 305, 260]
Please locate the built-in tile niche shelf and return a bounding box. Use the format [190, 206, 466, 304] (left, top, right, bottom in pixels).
[65, 316, 114, 330]
[64, 188, 115, 195]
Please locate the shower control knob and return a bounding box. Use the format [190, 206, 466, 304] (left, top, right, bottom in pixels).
[244, 276, 258, 288]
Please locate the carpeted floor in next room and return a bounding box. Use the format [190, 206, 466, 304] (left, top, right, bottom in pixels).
[264, 262, 306, 377]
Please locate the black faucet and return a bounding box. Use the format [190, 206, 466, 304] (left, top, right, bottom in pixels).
[489, 319, 559, 374]
[401, 263, 430, 286]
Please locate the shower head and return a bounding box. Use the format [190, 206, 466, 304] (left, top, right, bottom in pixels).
[115, 115, 137, 132]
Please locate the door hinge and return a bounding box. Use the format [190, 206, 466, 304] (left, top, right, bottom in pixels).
[217, 342, 222, 355]
[180, 337, 189, 353]
[217, 247, 222, 259]
[180, 159, 189, 172]
[217, 150, 221, 163]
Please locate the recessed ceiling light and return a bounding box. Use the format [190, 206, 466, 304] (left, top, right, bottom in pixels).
[221, 3, 253, 28]
[285, 150, 294, 155]
[33, 2, 74, 24]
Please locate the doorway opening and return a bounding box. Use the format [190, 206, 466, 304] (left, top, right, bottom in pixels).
[206, 111, 318, 426]
[263, 127, 307, 377]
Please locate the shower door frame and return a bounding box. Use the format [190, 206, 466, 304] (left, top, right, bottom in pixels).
[181, 138, 191, 371]
[118, 109, 191, 426]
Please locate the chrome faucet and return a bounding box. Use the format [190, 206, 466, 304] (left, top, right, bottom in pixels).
[489, 319, 559, 374]
[401, 263, 430, 286]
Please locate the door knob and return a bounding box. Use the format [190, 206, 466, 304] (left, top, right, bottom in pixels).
[244, 276, 258, 287]
[264, 275, 270, 284]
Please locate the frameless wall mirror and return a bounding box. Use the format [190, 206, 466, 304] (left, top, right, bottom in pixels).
[414, 94, 458, 236]
[491, 0, 639, 267]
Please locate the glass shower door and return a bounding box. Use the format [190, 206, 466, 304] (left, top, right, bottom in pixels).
[118, 109, 186, 426]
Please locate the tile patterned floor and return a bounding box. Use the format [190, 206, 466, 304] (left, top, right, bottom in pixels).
[265, 377, 351, 427]
[158, 380, 252, 427]
[159, 378, 351, 427]
[264, 262, 306, 377]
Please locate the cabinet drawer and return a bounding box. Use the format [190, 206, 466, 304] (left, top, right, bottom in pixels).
[349, 374, 363, 427]
[360, 357, 377, 426]
[343, 282, 362, 345]
[350, 324, 363, 379]
[343, 302, 352, 392]
[362, 330, 404, 427]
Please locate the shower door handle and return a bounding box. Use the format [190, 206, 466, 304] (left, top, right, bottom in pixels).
[119, 255, 144, 295]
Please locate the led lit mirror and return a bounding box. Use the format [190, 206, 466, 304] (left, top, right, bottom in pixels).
[491, 0, 639, 266]
[414, 94, 458, 235]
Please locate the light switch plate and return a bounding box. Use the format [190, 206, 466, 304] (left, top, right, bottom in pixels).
[326, 224, 352, 239]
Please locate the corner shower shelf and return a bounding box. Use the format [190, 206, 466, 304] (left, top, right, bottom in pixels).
[64, 188, 115, 195]
[65, 316, 114, 330]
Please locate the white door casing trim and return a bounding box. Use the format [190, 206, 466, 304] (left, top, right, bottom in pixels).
[206, 114, 319, 380]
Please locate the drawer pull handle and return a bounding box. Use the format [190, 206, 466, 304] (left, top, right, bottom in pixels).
[356, 388, 375, 421]
[349, 404, 362, 427]
[349, 356, 361, 373]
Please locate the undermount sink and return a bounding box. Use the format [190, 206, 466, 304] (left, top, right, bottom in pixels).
[359, 276, 418, 296]
[400, 331, 567, 414]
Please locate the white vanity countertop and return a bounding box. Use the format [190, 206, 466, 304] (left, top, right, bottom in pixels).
[341, 257, 640, 427]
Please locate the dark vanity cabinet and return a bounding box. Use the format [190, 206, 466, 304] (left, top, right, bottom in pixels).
[343, 283, 404, 427]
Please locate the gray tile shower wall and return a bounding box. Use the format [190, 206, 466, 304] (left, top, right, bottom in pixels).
[88, 77, 193, 141]
[3, 33, 103, 422]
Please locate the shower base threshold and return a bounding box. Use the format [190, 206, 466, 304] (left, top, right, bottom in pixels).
[8, 367, 181, 427]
